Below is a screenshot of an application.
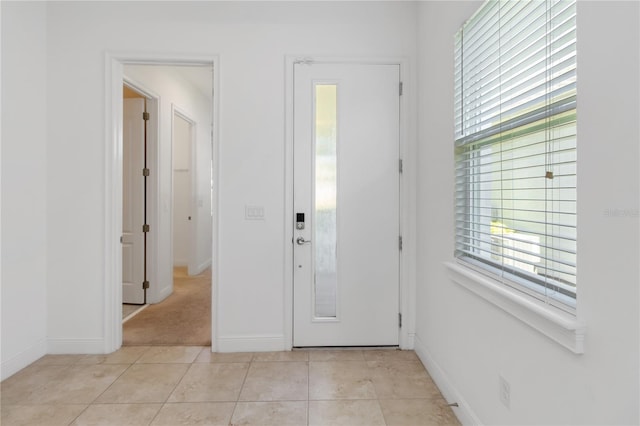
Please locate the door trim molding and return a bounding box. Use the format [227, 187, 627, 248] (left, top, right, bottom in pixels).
[104, 52, 220, 353]
[284, 56, 416, 350]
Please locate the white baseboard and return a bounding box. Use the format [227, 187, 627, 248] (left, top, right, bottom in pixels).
[414, 335, 483, 426]
[1, 338, 47, 381]
[401, 331, 416, 350]
[156, 285, 173, 303]
[191, 259, 212, 276]
[217, 334, 285, 353]
[47, 338, 105, 355]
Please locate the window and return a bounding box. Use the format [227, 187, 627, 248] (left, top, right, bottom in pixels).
[454, 0, 577, 311]
[314, 84, 338, 318]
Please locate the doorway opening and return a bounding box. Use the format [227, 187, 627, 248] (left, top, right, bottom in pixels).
[105, 56, 218, 352]
[121, 64, 214, 346]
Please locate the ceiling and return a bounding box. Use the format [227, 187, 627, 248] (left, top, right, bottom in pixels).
[126, 64, 213, 100]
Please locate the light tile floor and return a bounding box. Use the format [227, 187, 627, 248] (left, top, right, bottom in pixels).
[1, 346, 460, 426]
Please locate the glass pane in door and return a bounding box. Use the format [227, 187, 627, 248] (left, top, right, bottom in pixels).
[314, 84, 337, 318]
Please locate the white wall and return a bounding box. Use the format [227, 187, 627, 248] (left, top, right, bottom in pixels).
[1, 2, 49, 379]
[124, 65, 213, 298]
[415, 1, 639, 425]
[3, 3, 637, 422]
[38, 2, 417, 354]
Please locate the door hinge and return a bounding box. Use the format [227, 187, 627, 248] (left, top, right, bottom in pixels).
[143, 224, 150, 233]
[142, 168, 150, 177]
[399, 313, 403, 328]
[399, 82, 404, 96]
[399, 236, 403, 251]
[142, 280, 149, 289]
[142, 112, 150, 121]
[399, 159, 403, 173]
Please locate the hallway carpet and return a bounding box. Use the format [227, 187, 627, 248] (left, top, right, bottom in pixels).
[123, 267, 211, 346]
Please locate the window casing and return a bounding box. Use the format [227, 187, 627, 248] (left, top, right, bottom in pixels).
[454, 0, 577, 312]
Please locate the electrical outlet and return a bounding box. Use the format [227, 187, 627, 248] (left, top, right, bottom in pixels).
[499, 375, 511, 410]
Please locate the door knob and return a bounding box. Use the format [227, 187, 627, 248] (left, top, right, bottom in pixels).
[296, 237, 311, 245]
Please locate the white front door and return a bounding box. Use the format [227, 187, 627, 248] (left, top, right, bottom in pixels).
[293, 62, 401, 347]
[122, 98, 146, 304]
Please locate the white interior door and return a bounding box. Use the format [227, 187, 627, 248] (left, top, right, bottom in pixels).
[172, 112, 193, 269]
[122, 98, 146, 304]
[293, 62, 400, 347]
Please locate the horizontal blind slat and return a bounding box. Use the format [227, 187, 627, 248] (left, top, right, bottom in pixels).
[454, 0, 577, 301]
[454, 247, 577, 277]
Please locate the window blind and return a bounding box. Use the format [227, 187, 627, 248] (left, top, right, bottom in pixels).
[454, 0, 577, 310]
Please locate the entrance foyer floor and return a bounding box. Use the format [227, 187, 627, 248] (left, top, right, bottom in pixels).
[1, 347, 459, 425]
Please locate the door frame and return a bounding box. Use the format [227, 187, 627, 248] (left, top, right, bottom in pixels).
[104, 52, 220, 353]
[284, 56, 416, 350]
[171, 105, 198, 275]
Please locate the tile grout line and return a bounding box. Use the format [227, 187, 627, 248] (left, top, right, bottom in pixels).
[86, 347, 192, 425]
[307, 358, 310, 426]
[3, 348, 451, 426]
[150, 348, 205, 424]
[149, 349, 204, 424]
[368, 355, 390, 426]
[228, 351, 255, 425]
[66, 357, 141, 426]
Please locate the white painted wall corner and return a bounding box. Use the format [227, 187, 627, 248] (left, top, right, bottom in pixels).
[414, 335, 483, 426]
[1, 339, 47, 381]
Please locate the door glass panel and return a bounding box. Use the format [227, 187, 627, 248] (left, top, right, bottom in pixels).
[314, 84, 337, 318]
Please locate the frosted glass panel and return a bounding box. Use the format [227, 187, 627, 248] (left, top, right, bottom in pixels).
[314, 84, 337, 318]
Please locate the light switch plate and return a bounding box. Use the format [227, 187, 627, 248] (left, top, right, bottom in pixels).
[245, 205, 265, 220]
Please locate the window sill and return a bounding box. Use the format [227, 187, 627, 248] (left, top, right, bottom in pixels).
[445, 261, 586, 354]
